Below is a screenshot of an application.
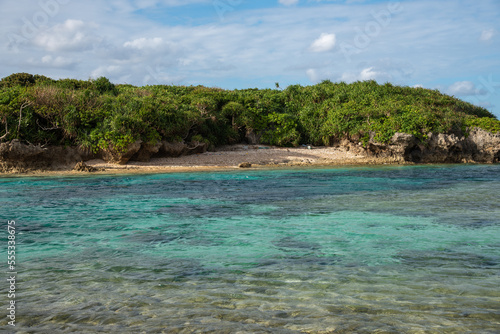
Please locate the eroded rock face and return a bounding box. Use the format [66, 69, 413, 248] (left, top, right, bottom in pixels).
[0, 140, 94, 171]
[364, 128, 500, 163]
[238, 162, 252, 168]
[467, 128, 500, 163]
[422, 133, 468, 163]
[157, 140, 208, 158]
[338, 138, 365, 154]
[0, 140, 45, 162]
[132, 142, 163, 162]
[100, 140, 142, 164]
[245, 129, 262, 145]
[73, 161, 100, 172]
[186, 141, 208, 154]
[363, 133, 415, 162]
[159, 141, 188, 157]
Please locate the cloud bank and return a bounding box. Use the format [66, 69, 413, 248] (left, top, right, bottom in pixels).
[0, 0, 499, 117]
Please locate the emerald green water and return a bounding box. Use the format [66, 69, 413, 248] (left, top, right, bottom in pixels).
[1, 165, 499, 333]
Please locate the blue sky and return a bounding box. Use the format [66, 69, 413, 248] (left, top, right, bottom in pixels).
[1, 0, 499, 117]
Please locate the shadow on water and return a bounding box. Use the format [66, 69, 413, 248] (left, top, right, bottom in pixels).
[272, 236, 322, 251]
[395, 249, 499, 269]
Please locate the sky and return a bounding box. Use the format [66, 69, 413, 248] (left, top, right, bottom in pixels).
[1, 0, 499, 118]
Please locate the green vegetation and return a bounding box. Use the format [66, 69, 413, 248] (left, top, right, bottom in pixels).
[1, 72, 499, 153]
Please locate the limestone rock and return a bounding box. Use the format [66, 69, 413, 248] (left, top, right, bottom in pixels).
[338, 138, 365, 154]
[466, 128, 500, 163]
[159, 141, 188, 157]
[0, 139, 45, 161]
[0, 140, 94, 170]
[73, 161, 99, 172]
[45, 146, 94, 167]
[364, 128, 500, 163]
[245, 129, 262, 145]
[156, 141, 207, 158]
[132, 142, 163, 162]
[101, 140, 142, 164]
[186, 141, 208, 154]
[364, 133, 408, 162]
[423, 132, 466, 163]
[390, 133, 417, 146]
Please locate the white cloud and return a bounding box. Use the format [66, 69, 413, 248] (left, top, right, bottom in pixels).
[142, 66, 185, 85]
[306, 69, 319, 83]
[91, 65, 122, 79]
[124, 37, 164, 49]
[359, 67, 380, 80]
[279, 0, 299, 5]
[40, 55, 76, 68]
[34, 20, 100, 52]
[309, 33, 336, 52]
[340, 67, 391, 83]
[480, 29, 496, 41]
[26, 55, 77, 69]
[446, 81, 488, 96]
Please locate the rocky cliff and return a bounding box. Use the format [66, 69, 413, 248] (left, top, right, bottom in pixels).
[0, 139, 208, 172]
[0, 140, 95, 172]
[365, 128, 500, 163]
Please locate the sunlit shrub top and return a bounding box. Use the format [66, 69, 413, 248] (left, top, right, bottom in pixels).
[0, 73, 497, 152]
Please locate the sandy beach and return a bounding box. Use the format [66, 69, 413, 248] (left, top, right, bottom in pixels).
[0, 144, 409, 177]
[79, 144, 404, 175]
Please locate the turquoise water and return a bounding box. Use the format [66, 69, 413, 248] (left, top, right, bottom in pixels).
[1, 165, 499, 333]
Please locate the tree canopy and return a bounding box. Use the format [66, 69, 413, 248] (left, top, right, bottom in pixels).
[1, 72, 498, 152]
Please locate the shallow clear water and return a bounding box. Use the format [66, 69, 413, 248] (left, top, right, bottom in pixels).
[1, 165, 499, 333]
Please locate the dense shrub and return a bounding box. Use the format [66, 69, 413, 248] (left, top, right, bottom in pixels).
[0, 73, 498, 152]
[465, 117, 500, 133]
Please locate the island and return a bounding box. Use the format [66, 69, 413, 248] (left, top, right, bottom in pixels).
[0, 72, 499, 174]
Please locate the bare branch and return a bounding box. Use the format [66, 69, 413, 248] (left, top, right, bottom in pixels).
[36, 119, 61, 131]
[0, 122, 9, 141]
[187, 142, 204, 150]
[182, 122, 197, 141]
[17, 101, 33, 139]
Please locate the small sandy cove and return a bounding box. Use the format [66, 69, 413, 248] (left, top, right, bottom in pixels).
[84, 145, 402, 174]
[6, 144, 405, 176]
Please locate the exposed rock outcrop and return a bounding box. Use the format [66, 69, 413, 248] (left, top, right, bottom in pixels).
[100, 140, 142, 164]
[365, 128, 500, 163]
[0, 140, 94, 171]
[467, 128, 500, 163]
[159, 141, 188, 157]
[100, 139, 207, 164]
[73, 161, 101, 172]
[337, 138, 366, 155]
[1, 128, 498, 173]
[245, 129, 262, 145]
[186, 141, 208, 154]
[0, 140, 45, 164]
[132, 142, 163, 162]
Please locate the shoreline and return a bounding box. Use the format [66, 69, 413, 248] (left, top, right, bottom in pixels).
[0, 145, 412, 177]
[2, 128, 499, 177]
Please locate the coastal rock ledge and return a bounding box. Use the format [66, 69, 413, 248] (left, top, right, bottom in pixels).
[0, 128, 498, 172]
[0, 140, 95, 172]
[0, 139, 209, 172]
[365, 128, 500, 163]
